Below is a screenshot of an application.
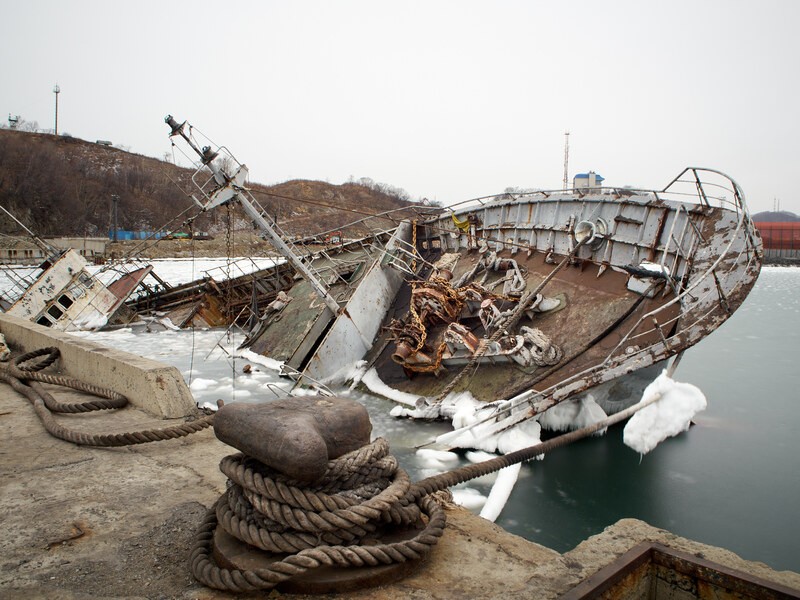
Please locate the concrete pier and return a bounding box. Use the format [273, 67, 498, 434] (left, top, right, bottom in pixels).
[0, 327, 798, 598]
[0, 314, 195, 418]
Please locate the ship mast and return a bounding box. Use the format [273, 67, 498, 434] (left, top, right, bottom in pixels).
[164, 115, 341, 317]
[562, 131, 570, 191]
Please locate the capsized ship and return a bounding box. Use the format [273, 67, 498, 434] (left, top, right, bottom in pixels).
[0, 206, 157, 332]
[356, 169, 762, 426]
[162, 116, 762, 426]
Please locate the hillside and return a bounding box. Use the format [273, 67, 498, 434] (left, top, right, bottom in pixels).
[752, 210, 800, 222]
[0, 129, 421, 242]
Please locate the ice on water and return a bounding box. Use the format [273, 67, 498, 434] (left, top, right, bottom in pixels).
[537, 396, 608, 434]
[623, 370, 707, 454]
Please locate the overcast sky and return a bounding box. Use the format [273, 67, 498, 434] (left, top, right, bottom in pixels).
[2, 0, 797, 215]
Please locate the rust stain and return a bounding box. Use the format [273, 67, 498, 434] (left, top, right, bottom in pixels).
[45, 521, 90, 549]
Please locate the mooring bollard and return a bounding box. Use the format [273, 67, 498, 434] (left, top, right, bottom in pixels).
[194, 396, 446, 594]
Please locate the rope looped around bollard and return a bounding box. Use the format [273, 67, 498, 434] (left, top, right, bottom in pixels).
[190, 438, 448, 592]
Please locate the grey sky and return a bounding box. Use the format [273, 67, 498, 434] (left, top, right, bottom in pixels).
[2, 0, 797, 215]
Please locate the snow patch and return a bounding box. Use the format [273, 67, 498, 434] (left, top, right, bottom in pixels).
[189, 378, 217, 391]
[623, 370, 707, 454]
[451, 487, 487, 511]
[360, 367, 433, 408]
[415, 449, 460, 470]
[538, 395, 607, 433]
[639, 260, 669, 274]
[237, 349, 285, 373]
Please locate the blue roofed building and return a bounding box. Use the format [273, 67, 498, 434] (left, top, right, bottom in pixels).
[573, 171, 604, 191]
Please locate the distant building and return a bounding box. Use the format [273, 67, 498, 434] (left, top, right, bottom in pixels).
[47, 237, 108, 261]
[573, 171, 604, 191]
[0, 243, 45, 265]
[0, 237, 107, 265]
[754, 222, 800, 259]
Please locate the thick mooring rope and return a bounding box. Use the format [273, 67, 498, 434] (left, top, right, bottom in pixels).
[1, 345, 665, 593]
[190, 387, 659, 593]
[191, 438, 448, 592]
[0, 347, 214, 446]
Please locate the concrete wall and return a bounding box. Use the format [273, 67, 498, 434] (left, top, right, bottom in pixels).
[47, 237, 108, 257]
[0, 247, 46, 265]
[0, 313, 195, 418]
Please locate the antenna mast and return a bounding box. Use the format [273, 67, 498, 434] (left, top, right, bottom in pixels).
[164, 115, 341, 317]
[562, 131, 570, 191]
[53, 84, 60, 136]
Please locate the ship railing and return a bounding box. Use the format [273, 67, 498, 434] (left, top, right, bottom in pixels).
[0, 264, 43, 304]
[187, 191, 426, 300]
[440, 167, 751, 217]
[442, 228, 762, 446]
[605, 168, 759, 348]
[169, 128, 340, 307]
[301, 205, 430, 246]
[658, 167, 746, 215]
[554, 170, 759, 399]
[435, 169, 762, 445]
[188, 166, 314, 286]
[199, 257, 284, 284]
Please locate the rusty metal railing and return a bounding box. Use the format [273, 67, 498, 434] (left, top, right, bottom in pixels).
[422, 168, 763, 443]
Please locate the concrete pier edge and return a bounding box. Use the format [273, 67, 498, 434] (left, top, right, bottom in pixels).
[0, 313, 195, 418]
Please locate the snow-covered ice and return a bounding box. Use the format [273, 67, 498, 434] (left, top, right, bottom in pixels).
[623, 370, 707, 454]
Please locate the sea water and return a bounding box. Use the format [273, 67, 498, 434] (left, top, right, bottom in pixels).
[7, 262, 800, 572]
[489, 266, 800, 572]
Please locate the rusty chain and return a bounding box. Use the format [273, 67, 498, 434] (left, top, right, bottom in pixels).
[224, 202, 235, 323]
[397, 221, 524, 374]
[432, 237, 588, 402]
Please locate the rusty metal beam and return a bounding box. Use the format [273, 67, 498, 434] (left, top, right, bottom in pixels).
[559, 541, 800, 600]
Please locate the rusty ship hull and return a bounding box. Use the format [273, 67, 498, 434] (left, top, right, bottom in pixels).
[157, 116, 761, 417]
[267, 168, 762, 418]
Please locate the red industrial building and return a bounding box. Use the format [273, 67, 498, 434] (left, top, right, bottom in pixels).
[754, 221, 800, 258]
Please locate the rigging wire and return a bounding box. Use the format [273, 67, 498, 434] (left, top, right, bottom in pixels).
[225, 204, 237, 401]
[187, 221, 197, 387]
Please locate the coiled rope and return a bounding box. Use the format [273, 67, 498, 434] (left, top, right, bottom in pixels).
[190, 383, 655, 593]
[0, 347, 214, 446]
[191, 437, 448, 592]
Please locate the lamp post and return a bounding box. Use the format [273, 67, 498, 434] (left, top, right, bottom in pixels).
[53, 84, 60, 135]
[110, 194, 119, 242]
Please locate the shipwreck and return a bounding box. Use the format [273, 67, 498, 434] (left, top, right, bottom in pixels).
[153, 115, 762, 436]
